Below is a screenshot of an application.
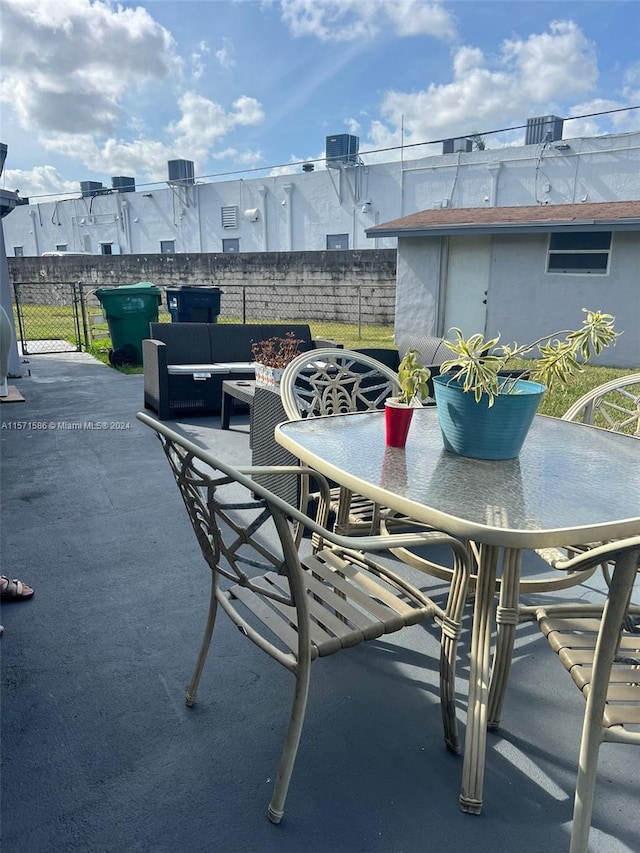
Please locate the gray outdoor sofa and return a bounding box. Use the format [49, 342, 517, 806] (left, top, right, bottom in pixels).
[143, 322, 336, 420]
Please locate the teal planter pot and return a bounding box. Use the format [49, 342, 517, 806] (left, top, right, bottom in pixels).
[432, 374, 546, 460]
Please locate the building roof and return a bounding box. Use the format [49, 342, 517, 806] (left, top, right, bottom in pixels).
[366, 200, 640, 238]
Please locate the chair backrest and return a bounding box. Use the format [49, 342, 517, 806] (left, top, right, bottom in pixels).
[396, 333, 451, 365]
[280, 347, 400, 420]
[562, 372, 640, 436]
[138, 413, 322, 635]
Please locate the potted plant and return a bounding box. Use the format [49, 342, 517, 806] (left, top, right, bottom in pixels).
[251, 332, 305, 391]
[384, 348, 432, 447]
[432, 308, 618, 459]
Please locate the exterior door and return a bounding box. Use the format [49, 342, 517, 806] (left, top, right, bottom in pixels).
[442, 236, 489, 338]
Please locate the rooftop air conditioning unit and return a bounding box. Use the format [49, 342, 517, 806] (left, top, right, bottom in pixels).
[80, 181, 104, 198]
[525, 115, 564, 145]
[111, 176, 135, 193]
[326, 134, 359, 169]
[167, 159, 195, 184]
[442, 138, 473, 154]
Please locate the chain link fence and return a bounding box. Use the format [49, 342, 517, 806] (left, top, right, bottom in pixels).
[13, 280, 397, 354]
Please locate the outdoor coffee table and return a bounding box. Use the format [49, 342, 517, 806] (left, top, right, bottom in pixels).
[221, 379, 256, 430]
[275, 408, 640, 815]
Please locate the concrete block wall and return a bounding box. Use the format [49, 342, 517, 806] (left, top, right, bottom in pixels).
[8, 249, 397, 323]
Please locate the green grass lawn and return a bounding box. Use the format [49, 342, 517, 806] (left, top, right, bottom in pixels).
[14, 304, 637, 417]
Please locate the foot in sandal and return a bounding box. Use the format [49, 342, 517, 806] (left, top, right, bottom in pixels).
[0, 575, 35, 600]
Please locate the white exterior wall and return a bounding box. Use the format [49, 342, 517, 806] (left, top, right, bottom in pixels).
[396, 231, 640, 369]
[4, 131, 640, 257]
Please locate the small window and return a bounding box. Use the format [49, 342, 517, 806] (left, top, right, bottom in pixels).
[221, 206, 238, 228]
[160, 240, 175, 254]
[222, 238, 239, 253]
[56, 243, 68, 252]
[14, 246, 24, 257]
[547, 231, 612, 275]
[327, 233, 349, 250]
[100, 243, 113, 255]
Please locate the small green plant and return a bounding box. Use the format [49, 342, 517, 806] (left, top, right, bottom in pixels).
[439, 308, 619, 405]
[397, 348, 432, 406]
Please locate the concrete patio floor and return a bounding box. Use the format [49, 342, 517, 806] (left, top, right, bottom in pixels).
[1, 352, 638, 853]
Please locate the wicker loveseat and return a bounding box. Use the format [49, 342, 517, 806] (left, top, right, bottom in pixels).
[143, 322, 332, 420]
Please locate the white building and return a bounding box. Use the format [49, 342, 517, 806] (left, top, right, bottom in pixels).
[3, 127, 640, 258]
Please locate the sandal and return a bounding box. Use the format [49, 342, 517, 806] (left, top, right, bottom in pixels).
[0, 575, 34, 600]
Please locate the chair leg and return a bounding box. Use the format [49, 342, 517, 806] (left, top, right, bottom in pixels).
[569, 551, 638, 853]
[186, 576, 218, 707]
[267, 652, 312, 824]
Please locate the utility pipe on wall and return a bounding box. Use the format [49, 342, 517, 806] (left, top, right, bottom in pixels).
[258, 185, 268, 251]
[283, 183, 293, 251]
[29, 209, 40, 256]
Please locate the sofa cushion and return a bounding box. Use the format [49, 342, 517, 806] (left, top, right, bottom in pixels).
[149, 322, 213, 364]
[167, 362, 255, 375]
[208, 324, 260, 362]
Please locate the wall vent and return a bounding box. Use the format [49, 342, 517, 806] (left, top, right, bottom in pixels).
[525, 115, 564, 145]
[221, 205, 238, 228]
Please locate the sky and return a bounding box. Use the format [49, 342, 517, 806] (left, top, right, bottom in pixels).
[1, 0, 639, 202]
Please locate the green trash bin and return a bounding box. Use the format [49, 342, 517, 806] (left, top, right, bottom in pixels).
[95, 282, 161, 365]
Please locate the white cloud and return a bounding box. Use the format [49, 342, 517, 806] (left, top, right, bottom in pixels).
[502, 20, 597, 102]
[364, 20, 600, 154]
[165, 93, 265, 171]
[0, 0, 178, 135]
[209, 148, 264, 165]
[191, 41, 210, 81]
[3, 165, 77, 202]
[280, 0, 455, 42]
[566, 99, 640, 137]
[42, 133, 174, 183]
[0, 1, 267, 192]
[621, 62, 640, 103]
[215, 38, 236, 69]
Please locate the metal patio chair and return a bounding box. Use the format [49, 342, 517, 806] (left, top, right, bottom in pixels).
[137, 412, 471, 824]
[280, 348, 401, 534]
[532, 537, 640, 853]
[534, 373, 640, 581]
[562, 372, 640, 435]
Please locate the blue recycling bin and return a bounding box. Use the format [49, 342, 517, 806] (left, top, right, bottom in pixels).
[166, 286, 222, 323]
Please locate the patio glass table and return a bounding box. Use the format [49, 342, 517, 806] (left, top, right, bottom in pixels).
[275, 408, 640, 814]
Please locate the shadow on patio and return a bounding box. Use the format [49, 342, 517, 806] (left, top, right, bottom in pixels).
[1, 352, 637, 853]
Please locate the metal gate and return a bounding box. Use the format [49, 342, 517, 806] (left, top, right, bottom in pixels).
[13, 281, 84, 355]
